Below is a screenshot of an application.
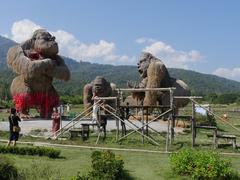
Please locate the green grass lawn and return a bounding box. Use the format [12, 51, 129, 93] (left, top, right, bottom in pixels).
[1, 144, 239, 180]
[1, 103, 240, 179]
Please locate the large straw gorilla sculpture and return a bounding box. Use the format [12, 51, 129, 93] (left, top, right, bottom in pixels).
[129, 52, 190, 112]
[83, 76, 117, 113]
[7, 29, 70, 118]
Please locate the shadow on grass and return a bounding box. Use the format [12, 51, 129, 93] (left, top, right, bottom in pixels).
[217, 143, 236, 149]
[121, 170, 136, 180]
[173, 142, 184, 150]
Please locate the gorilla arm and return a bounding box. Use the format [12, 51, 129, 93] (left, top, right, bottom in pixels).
[7, 45, 55, 77]
[144, 61, 167, 106]
[130, 78, 147, 101]
[83, 83, 93, 112]
[45, 55, 70, 81]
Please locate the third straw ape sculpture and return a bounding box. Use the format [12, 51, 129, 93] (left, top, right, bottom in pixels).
[129, 52, 190, 113]
[83, 76, 117, 114]
[7, 29, 70, 118]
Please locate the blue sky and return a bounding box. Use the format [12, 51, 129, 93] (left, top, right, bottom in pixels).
[1, 0, 240, 81]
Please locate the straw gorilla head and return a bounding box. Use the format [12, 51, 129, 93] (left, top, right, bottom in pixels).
[24, 29, 59, 57]
[92, 76, 111, 96]
[33, 29, 58, 57]
[137, 52, 152, 78]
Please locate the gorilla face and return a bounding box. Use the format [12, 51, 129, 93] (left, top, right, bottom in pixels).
[137, 58, 150, 78]
[34, 31, 58, 57]
[92, 76, 108, 96]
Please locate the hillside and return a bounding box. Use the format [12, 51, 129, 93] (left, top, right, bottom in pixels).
[1, 35, 240, 97]
[168, 68, 240, 95]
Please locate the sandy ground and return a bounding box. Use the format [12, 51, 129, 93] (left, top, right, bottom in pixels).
[0, 118, 183, 137]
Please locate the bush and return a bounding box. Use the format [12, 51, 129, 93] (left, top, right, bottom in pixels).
[44, 148, 61, 158]
[0, 100, 14, 108]
[0, 146, 61, 159]
[170, 148, 239, 179]
[0, 156, 18, 180]
[74, 150, 131, 180]
[89, 151, 124, 179]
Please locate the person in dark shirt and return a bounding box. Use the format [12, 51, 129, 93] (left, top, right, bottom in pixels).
[7, 108, 21, 146]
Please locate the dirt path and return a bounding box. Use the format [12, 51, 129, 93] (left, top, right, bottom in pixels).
[0, 118, 184, 136]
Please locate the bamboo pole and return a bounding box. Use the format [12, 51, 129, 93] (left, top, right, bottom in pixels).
[118, 88, 176, 92]
[191, 101, 196, 147]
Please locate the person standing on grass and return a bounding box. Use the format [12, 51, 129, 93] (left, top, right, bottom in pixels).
[92, 92, 99, 123]
[7, 108, 21, 146]
[51, 107, 61, 138]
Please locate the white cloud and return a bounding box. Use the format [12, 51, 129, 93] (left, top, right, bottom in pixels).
[104, 54, 136, 64]
[213, 68, 240, 81]
[10, 19, 134, 65]
[11, 19, 42, 43]
[141, 40, 202, 69]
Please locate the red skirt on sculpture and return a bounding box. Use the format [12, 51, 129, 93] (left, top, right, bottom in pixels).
[13, 92, 59, 118]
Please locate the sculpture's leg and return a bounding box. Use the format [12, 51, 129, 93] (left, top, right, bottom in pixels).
[13, 93, 31, 118]
[11, 76, 32, 118]
[39, 93, 59, 118]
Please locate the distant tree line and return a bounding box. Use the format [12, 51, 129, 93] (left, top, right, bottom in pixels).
[204, 93, 240, 104]
[0, 69, 240, 107]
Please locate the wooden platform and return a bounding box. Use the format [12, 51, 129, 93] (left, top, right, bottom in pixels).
[69, 122, 105, 142]
[195, 125, 217, 130]
[207, 134, 237, 149]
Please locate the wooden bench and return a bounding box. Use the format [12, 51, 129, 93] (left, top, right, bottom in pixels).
[69, 128, 83, 139]
[193, 125, 218, 148]
[69, 123, 97, 140]
[208, 134, 237, 149]
[69, 122, 102, 140]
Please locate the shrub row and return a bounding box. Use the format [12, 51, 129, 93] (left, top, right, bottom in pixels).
[0, 156, 18, 180]
[74, 150, 130, 180]
[0, 145, 61, 158]
[170, 148, 239, 179]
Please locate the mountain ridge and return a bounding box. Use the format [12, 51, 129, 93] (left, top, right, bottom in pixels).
[1, 35, 240, 96]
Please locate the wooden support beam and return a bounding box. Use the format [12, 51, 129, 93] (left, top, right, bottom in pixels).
[118, 88, 176, 92]
[174, 96, 202, 99]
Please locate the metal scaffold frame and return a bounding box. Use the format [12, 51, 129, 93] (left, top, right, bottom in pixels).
[53, 87, 234, 151]
[105, 87, 176, 151]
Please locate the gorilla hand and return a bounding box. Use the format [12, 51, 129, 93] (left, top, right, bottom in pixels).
[44, 57, 70, 81]
[29, 58, 56, 76]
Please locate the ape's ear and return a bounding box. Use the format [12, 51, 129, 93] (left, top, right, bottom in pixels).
[21, 38, 35, 50]
[147, 53, 154, 61]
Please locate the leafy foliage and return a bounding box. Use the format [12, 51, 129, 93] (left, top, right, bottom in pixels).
[0, 155, 18, 180]
[170, 148, 239, 179]
[74, 150, 131, 180]
[0, 146, 61, 158]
